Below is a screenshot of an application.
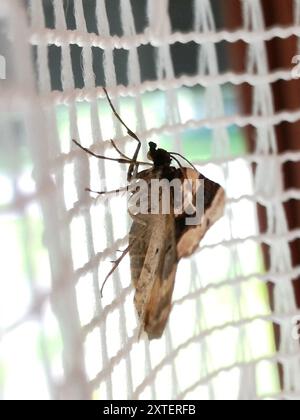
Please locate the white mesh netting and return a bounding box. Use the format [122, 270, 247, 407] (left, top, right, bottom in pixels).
[1, 0, 300, 400]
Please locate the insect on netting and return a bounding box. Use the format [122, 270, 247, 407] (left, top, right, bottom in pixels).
[1, 0, 300, 400]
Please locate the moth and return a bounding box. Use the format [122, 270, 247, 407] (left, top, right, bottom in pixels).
[73, 88, 225, 340]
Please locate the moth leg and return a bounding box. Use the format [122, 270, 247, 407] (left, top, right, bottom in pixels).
[86, 186, 130, 196]
[100, 244, 132, 297]
[73, 139, 131, 165]
[110, 138, 141, 178]
[86, 177, 141, 196]
[101, 218, 151, 297]
[73, 139, 150, 167]
[103, 88, 141, 182]
[110, 139, 132, 161]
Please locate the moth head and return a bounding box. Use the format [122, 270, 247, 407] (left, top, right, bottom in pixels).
[147, 141, 172, 167]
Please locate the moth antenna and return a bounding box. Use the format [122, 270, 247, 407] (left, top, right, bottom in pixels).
[170, 155, 183, 169]
[170, 152, 198, 171]
[100, 245, 131, 297]
[169, 154, 186, 178]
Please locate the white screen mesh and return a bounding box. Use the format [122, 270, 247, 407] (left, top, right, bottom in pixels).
[1, 0, 300, 400]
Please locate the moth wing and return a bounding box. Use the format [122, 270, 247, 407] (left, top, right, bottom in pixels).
[129, 213, 177, 340]
[143, 214, 177, 339]
[129, 214, 166, 324]
[129, 214, 152, 290]
[175, 168, 225, 259]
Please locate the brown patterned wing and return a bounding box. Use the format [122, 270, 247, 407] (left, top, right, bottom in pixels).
[175, 168, 225, 259]
[129, 213, 177, 339]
